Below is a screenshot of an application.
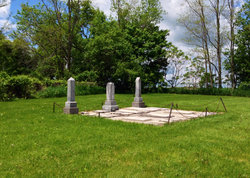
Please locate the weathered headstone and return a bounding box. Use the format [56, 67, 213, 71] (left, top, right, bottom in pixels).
[64, 77, 79, 114]
[102, 82, 119, 112]
[132, 77, 145, 107]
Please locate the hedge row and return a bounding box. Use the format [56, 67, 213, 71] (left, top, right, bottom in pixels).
[1, 72, 249, 101]
[37, 85, 105, 98]
[156, 87, 250, 97]
[0, 72, 105, 101]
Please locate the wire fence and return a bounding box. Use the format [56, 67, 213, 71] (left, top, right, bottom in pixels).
[53, 97, 227, 125]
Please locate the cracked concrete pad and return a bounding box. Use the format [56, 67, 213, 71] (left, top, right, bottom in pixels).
[82, 107, 217, 126]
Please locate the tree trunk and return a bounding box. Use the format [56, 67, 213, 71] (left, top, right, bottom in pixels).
[200, 0, 213, 87]
[117, 0, 121, 27]
[229, 0, 236, 88]
[216, 0, 222, 88]
[67, 0, 73, 73]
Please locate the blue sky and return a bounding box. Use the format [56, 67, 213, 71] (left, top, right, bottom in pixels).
[10, 0, 39, 17]
[1, 0, 245, 53]
[1, 0, 189, 50]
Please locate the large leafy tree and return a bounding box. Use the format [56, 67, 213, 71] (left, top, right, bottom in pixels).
[0, 32, 35, 75]
[111, 0, 171, 90]
[225, 0, 250, 85]
[12, 0, 172, 90]
[14, 0, 95, 78]
[234, 0, 250, 83]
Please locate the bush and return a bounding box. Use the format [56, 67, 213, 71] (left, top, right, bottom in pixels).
[0, 75, 44, 101]
[0, 72, 10, 101]
[239, 82, 250, 90]
[160, 87, 250, 97]
[38, 83, 105, 98]
[31, 78, 43, 91]
[38, 86, 67, 98]
[76, 84, 105, 95]
[75, 71, 98, 82]
[50, 80, 67, 87]
[5, 75, 35, 99]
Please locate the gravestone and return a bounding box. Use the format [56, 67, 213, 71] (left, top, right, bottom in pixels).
[132, 77, 145, 107]
[102, 82, 119, 112]
[64, 77, 79, 114]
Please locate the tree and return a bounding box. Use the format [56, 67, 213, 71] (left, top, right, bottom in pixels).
[179, 0, 215, 88]
[0, 0, 8, 7]
[12, 0, 172, 91]
[208, 0, 227, 88]
[228, 0, 236, 88]
[231, 0, 249, 84]
[110, 0, 171, 90]
[14, 0, 95, 78]
[0, 32, 35, 75]
[182, 57, 205, 88]
[179, 0, 233, 88]
[166, 47, 187, 88]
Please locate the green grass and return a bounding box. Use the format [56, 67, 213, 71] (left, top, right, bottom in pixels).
[0, 94, 249, 177]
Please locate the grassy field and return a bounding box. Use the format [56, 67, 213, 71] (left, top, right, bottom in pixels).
[0, 94, 249, 177]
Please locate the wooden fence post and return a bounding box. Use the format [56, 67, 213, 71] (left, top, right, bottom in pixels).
[168, 103, 174, 124]
[220, 97, 227, 112]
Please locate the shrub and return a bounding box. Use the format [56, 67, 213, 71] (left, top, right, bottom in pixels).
[161, 87, 250, 97]
[0, 75, 44, 100]
[0, 72, 10, 101]
[75, 71, 98, 82]
[40, 79, 67, 87]
[37, 83, 105, 98]
[239, 82, 250, 90]
[31, 78, 43, 91]
[50, 80, 67, 87]
[38, 86, 67, 98]
[75, 84, 105, 95]
[5, 75, 34, 98]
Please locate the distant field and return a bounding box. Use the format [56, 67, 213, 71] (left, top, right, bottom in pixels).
[0, 94, 249, 177]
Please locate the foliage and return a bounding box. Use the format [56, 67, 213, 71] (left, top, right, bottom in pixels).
[75, 71, 98, 82]
[0, 34, 35, 76]
[38, 83, 104, 98]
[238, 82, 250, 90]
[0, 75, 41, 100]
[163, 87, 250, 97]
[0, 72, 10, 101]
[166, 46, 187, 88]
[10, 0, 172, 91]
[182, 57, 205, 88]
[225, 0, 250, 85]
[38, 86, 67, 98]
[0, 94, 249, 176]
[234, 1, 250, 83]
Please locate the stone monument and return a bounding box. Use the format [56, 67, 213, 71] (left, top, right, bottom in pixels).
[132, 77, 145, 107]
[64, 77, 79, 114]
[102, 82, 119, 112]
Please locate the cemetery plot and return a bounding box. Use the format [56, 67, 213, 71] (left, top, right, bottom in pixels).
[82, 107, 217, 126]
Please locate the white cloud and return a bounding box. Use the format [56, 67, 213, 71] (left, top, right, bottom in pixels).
[92, 0, 190, 52]
[92, 0, 111, 14]
[159, 0, 190, 52]
[0, 0, 11, 30]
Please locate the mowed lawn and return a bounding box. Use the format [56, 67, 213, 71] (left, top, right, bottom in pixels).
[0, 94, 249, 177]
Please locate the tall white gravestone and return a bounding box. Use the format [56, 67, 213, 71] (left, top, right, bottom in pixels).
[102, 82, 119, 112]
[132, 77, 145, 107]
[64, 77, 79, 114]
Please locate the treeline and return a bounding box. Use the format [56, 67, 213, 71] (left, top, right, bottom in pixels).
[0, 0, 249, 101]
[1, 0, 179, 92]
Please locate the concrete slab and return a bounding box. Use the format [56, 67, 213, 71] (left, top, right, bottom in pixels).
[81, 107, 217, 126]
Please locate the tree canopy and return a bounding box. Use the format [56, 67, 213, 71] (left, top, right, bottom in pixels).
[0, 0, 177, 91]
